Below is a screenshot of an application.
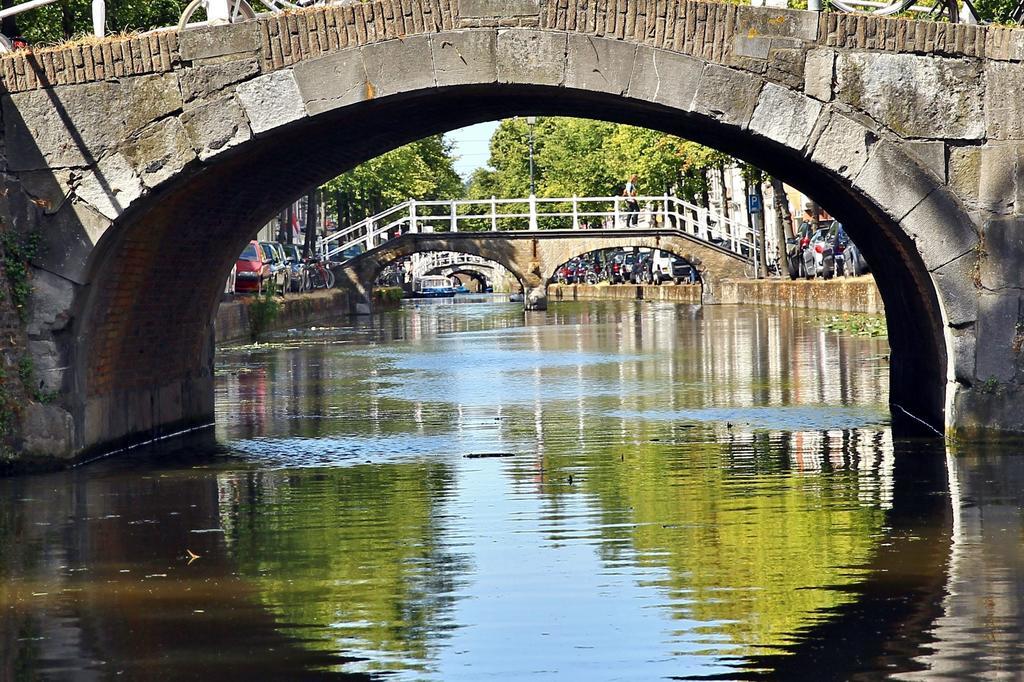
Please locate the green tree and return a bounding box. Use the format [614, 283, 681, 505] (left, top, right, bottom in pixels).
[321, 134, 463, 228]
[468, 117, 735, 208]
[9, 0, 188, 44]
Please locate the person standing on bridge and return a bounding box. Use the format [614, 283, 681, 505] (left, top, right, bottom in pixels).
[624, 174, 640, 227]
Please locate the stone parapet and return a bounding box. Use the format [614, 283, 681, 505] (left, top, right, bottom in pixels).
[2, 0, 1024, 94]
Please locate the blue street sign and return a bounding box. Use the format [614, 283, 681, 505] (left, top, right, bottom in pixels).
[748, 194, 762, 214]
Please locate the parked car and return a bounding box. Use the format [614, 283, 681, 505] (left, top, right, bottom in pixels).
[834, 225, 870, 276]
[259, 241, 290, 292]
[605, 249, 641, 284]
[234, 241, 271, 294]
[280, 243, 306, 292]
[646, 250, 693, 284]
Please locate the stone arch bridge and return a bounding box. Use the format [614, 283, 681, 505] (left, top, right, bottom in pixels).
[338, 228, 743, 311]
[1, 0, 1023, 462]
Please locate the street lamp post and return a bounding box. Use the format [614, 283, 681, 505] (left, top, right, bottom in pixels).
[526, 116, 537, 196]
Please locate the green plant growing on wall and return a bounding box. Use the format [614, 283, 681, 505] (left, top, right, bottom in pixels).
[0, 231, 42, 322]
[248, 283, 281, 340]
[978, 376, 1001, 394]
[18, 354, 57, 404]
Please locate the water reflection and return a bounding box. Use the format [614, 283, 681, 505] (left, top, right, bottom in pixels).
[4, 300, 1023, 678]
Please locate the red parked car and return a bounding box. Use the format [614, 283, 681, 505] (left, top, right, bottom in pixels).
[234, 241, 271, 294]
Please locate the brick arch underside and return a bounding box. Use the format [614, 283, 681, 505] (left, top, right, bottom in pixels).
[74, 82, 953, 454]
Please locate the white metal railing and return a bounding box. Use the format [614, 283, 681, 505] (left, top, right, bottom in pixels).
[317, 194, 759, 266]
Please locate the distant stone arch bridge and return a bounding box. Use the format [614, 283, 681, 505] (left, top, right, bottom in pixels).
[338, 228, 743, 312]
[2, 0, 1024, 460]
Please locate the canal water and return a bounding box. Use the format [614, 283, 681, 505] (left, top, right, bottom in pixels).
[2, 298, 1023, 680]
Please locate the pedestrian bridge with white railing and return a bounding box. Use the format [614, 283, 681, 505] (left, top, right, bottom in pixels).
[317, 195, 760, 269]
[408, 252, 497, 281]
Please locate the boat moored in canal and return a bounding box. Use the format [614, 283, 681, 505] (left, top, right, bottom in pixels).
[408, 275, 458, 298]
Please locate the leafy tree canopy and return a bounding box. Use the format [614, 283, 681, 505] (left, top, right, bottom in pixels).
[320, 134, 463, 223]
[467, 117, 734, 205]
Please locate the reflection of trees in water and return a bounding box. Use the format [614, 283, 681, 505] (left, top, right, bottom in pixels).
[504, 427, 891, 660]
[219, 461, 468, 675]
[0, 464, 351, 680]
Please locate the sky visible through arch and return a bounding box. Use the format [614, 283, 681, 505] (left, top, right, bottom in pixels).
[449, 120, 500, 181]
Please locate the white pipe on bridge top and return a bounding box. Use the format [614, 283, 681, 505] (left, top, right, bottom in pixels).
[92, 0, 105, 37]
[206, 0, 232, 24]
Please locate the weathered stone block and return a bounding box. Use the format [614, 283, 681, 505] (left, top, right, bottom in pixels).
[627, 47, 703, 110]
[75, 153, 145, 220]
[21, 402, 74, 457]
[26, 341, 65, 396]
[900, 187, 980, 272]
[566, 34, 635, 95]
[182, 94, 252, 161]
[981, 217, 1024, 289]
[853, 140, 939, 222]
[735, 5, 818, 41]
[748, 82, 822, 152]
[179, 22, 260, 61]
[931, 251, 978, 327]
[949, 144, 1020, 214]
[3, 82, 127, 170]
[121, 73, 185, 136]
[29, 202, 110, 286]
[26, 269, 75, 337]
[975, 292, 1020, 382]
[431, 31, 498, 86]
[460, 0, 540, 18]
[123, 118, 196, 189]
[809, 110, 875, 179]
[691, 64, 761, 128]
[236, 70, 306, 134]
[948, 325, 977, 385]
[835, 51, 984, 140]
[765, 46, 806, 90]
[180, 58, 260, 103]
[18, 169, 74, 212]
[362, 36, 435, 98]
[733, 34, 771, 60]
[986, 62, 1024, 140]
[803, 49, 833, 102]
[905, 139, 946, 184]
[293, 49, 367, 116]
[496, 29, 566, 86]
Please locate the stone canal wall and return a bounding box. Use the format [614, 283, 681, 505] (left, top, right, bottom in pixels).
[551, 283, 704, 305]
[718, 277, 884, 314]
[550, 277, 883, 314]
[216, 289, 350, 344]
